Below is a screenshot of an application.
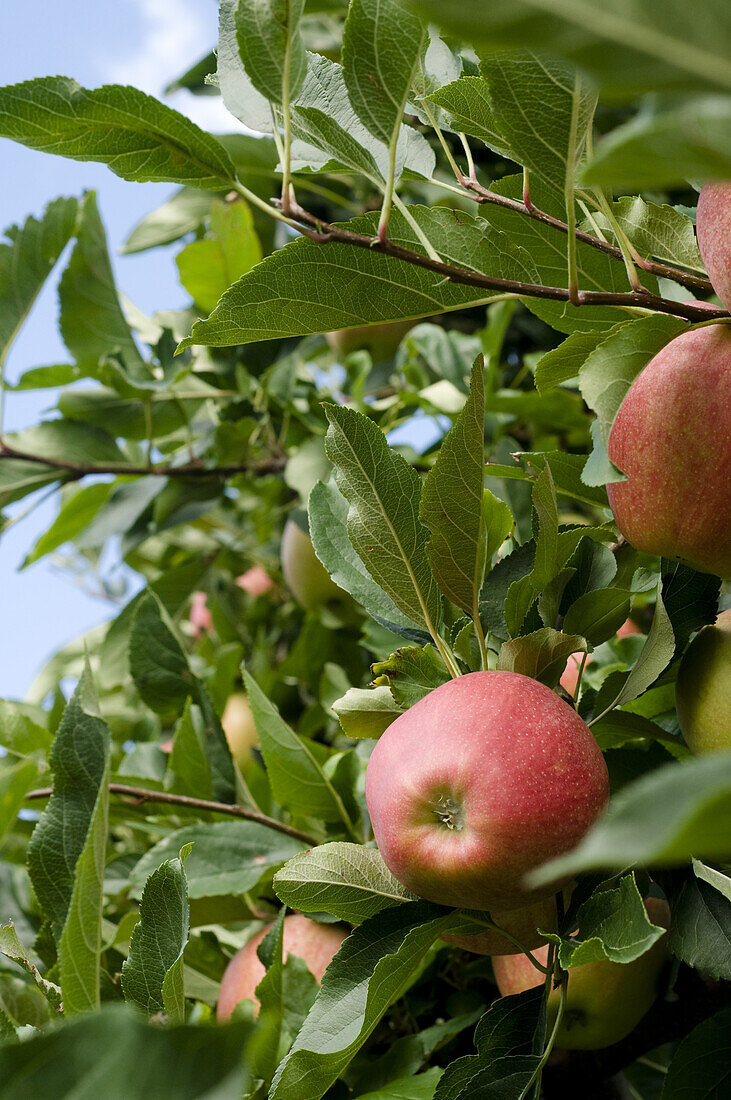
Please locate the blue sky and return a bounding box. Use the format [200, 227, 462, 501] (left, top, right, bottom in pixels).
[1, 0, 238, 697]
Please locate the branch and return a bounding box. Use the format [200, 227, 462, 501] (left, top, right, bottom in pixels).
[0, 442, 287, 481]
[285, 203, 724, 323]
[25, 783, 319, 846]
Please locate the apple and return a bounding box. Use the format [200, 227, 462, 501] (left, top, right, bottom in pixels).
[221, 692, 259, 765]
[281, 518, 350, 612]
[696, 182, 731, 312]
[365, 671, 609, 912]
[236, 565, 275, 598]
[676, 609, 731, 754]
[607, 323, 731, 578]
[190, 591, 213, 637]
[217, 914, 347, 1020]
[326, 318, 416, 362]
[443, 891, 571, 957]
[492, 898, 670, 1050]
[560, 619, 641, 695]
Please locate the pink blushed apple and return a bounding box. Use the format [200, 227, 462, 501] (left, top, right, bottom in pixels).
[236, 566, 275, 598]
[696, 182, 731, 313]
[560, 619, 641, 695]
[365, 671, 609, 912]
[190, 591, 213, 637]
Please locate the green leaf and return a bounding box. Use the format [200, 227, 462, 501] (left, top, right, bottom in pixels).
[582, 97, 731, 189]
[662, 1005, 731, 1099]
[660, 560, 720, 659]
[5, 419, 126, 467]
[130, 821, 308, 899]
[0, 77, 238, 189]
[58, 191, 144, 372]
[176, 198, 262, 313]
[426, 77, 516, 159]
[0, 760, 39, 846]
[517, 451, 609, 508]
[0, 458, 61, 507]
[665, 862, 731, 981]
[178, 204, 537, 348]
[601, 590, 675, 712]
[587, 196, 704, 273]
[22, 482, 114, 566]
[562, 589, 631, 647]
[129, 592, 197, 715]
[332, 686, 403, 740]
[26, 673, 110, 1013]
[243, 668, 355, 830]
[166, 698, 213, 799]
[410, 1, 731, 99]
[324, 404, 441, 633]
[371, 646, 450, 709]
[497, 628, 586, 688]
[122, 188, 214, 253]
[270, 902, 456, 1100]
[309, 479, 421, 631]
[354, 1069, 443, 1100]
[0, 1005, 252, 1098]
[547, 875, 666, 967]
[0, 196, 78, 366]
[481, 53, 596, 194]
[343, 0, 424, 148]
[534, 326, 625, 395]
[122, 853, 190, 1022]
[236, 0, 308, 106]
[0, 700, 52, 758]
[274, 843, 416, 924]
[504, 466, 559, 636]
[0, 924, 62, 1014]
[529, 753, 731, 886]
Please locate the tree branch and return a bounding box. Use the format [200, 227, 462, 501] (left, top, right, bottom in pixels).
[25, 783, 319, 846]
[0, 442, 287, 481]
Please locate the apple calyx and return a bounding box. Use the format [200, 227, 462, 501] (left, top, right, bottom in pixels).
[431, 792, 465, 832]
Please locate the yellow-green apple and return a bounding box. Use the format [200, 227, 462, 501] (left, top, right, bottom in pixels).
[217, 914, 347, 1019]
[443, 891, 571, 956]
[365, 671, 609, 912]
[222, 692, 259, 765]
[607, 324, 731, 578]
[560, 619, 641, 695]
[696, 182, 731, 312]
[326, 319, 415, 362]
[492, 897, 670, 1049]
[676, 609, 731, 754]
[236, 565, 275, 598]
[190, 591, 213, 637]
[281, 519, 350, 612]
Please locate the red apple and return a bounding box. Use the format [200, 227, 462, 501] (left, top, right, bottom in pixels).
[365, 672, 609, 912]
[190, 591, 213, 637]
[217, 914, 347, 1020]
[560, 619, 641, 695]
[676, 609, 731, 754]
[236, 566, 275, 598]
[326, 319, 415, 362]
[443, 891, 570, 956]
[696, 182, 731, 312]
[492, 897, 670, 1049]
[607, 324, 731, 578]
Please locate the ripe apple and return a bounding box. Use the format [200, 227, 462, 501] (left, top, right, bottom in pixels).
[492, 897, 670, 1050]
[190, 591, 213, 637]
[217, 914, 347, 1020]
[696, 182, 731, 312]
[280, 518, 350, 612]
[607, 324, 731, 578]
[236, 565, 275, 598]
[560, 619, 641, 695]
[326, 318, 415, 362]
[443, 891, 570, 956]
[365, 671, 609, 912]
[676, 609, 731, 754]
[222, 692, 259, 765]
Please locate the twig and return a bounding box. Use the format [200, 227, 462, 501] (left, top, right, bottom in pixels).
[25, 784, 319, 846]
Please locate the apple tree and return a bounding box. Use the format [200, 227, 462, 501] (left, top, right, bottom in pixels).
[0, 1, 729, 1097]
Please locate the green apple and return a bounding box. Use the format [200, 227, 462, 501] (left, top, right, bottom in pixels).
[443, 891, 572, 956]
[492, 898, 670, 1050]
[326, 319, 415, 362]
[280, 519, 350, 612]
[676, 610, 731, 754]
[217, 914, 347, 1019]
[221, 692, 258, 765]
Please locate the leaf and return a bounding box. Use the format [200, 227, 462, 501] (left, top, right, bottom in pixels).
[354, 1069, 443, 1100]
[534, 326, 625, 395]
[662, 1005, 731, 1099]
[0, 196, 77, 366]
[243, 668, 355, 829]
[274, 843, 417, 924]
[130, 821, 308, 899]
[371, 646, 450, 709]
[122, 188, 214, 253]
[529, 753, 731, 887]
[605, 590, 676, 711]
[547, 875, 666, 967]
[332, 686, 403, 740]
[166, 698, 213, 799]
[323, 404, 441, 633]
[0, 1005, 252, 1098]
[504, 466, 559, 635]
[481, 53, 597, 194]
[22, 482, 115, 566]
[26, 673, 110, 1014]
[517, 451, 609, 508]
[270, 902, 456, 1100]
[0, 924, 62, 1013]
[176, 199, 262, 313]
[5, 420, 126, 467]
[129, 591, 197, 715]
[0, 760, 39, 846]
[660, 561, 721, 659]
[58, 191, 144, 372]
[665, 863, 731, 981]
[0, 77, 238, 189]
[582, 97, 731, 189]
[178, 204, 537, 348]
[497, 628, 586, 688]
[588, 196, 704, 273]
[426, 77, 516, 159]
[0, 700, 52, 758]
[309, 479, 421, 631]
[122, 853, 190, 1022]
[343, 0, 424, 148]
[411, 1, 731, 99]
[562, 589, 631, 647]
[235, 0, 307, 106]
